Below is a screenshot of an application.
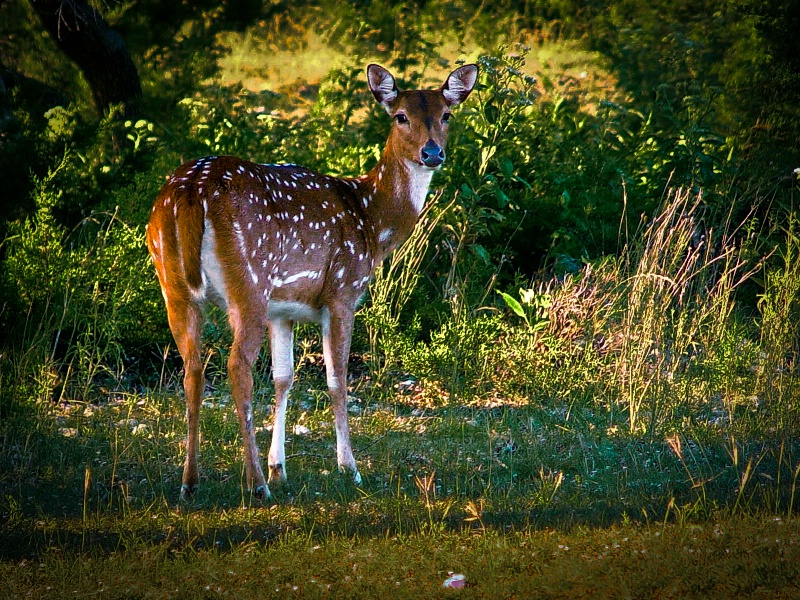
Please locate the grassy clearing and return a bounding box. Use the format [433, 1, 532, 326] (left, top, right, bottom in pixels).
[2, 516, 799, 598]
[215, 11, 613, 115]
[2, 342, 800, 596]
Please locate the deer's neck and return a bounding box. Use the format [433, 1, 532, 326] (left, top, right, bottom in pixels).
[355, 151, 434, 262]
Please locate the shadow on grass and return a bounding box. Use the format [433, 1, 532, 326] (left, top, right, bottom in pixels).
[2, 390, 799, 562]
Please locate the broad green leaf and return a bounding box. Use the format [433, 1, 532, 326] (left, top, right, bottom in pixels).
[499, 291, 526, 319]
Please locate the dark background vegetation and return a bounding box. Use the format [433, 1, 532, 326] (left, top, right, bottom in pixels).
[2, 0, 798, 255]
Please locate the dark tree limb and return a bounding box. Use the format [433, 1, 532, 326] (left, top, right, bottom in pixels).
[29, 0, 142, 117]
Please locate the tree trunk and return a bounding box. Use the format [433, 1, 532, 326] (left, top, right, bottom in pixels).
[29, 0, 142, 117]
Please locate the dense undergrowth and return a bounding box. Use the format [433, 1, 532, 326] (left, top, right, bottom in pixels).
[1, 1, 800, 594]
[2, 46, 798, 435]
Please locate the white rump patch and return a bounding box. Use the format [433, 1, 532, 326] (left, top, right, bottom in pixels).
[199, 219, 229, 307]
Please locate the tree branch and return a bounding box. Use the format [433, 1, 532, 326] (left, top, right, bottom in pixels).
[29, 0, 142, 117]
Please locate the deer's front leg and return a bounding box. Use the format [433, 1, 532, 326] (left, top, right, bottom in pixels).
[268, 318, 294, 485]
[322, 307, 361, 484]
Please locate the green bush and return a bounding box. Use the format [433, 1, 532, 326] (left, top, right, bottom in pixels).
[1, 154, 161, 402]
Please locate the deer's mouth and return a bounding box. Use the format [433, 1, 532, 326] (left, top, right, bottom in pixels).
[416, 159, 444, 170]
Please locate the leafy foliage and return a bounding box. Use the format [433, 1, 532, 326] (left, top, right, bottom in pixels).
[1, 0, 800, 544]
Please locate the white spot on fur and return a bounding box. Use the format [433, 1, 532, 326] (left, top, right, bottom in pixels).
[273, 270, 321, 288]
[248, 262, 259, 285]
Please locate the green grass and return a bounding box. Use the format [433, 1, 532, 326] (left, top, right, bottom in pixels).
[3, 517, 799, 598]
[2, 358, 800, 597]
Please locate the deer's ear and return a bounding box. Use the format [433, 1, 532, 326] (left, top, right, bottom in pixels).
[367, 64, 398, 108]
[441, 64, 478, 106]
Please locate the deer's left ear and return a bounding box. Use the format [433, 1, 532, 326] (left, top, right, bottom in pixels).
[441, 64, 478, 106]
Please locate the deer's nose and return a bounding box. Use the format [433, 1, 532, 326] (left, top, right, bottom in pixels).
[420, 139, 445, 168]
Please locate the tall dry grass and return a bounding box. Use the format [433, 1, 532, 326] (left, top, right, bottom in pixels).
[490, 188, 764, 433]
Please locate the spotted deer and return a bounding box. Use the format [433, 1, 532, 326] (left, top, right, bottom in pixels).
[146, 63, 478, 499]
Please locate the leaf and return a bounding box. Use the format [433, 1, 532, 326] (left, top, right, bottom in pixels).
[479, 146, 497, 170]
[500, 158, 515, 179]
[494, 186, 509, 208]
[484, 103, 500, 124]
[472, 244, 491, 265]
[499, 291, 526, 319]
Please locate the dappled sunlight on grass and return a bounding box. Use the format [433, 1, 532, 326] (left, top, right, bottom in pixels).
[3, 370, 799, 539]
[2, 509, 798, 597]
[217, 27, 349, 94]
[214, 10, 618, 123]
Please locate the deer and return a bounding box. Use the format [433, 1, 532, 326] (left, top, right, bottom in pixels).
[145, 63, 478, 500]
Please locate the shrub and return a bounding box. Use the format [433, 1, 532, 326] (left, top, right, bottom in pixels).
[1, 154, 161, 402]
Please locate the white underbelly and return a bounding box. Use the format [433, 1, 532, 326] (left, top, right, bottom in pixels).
[199, 219, 328, 326]
[268, 300, 325, 324]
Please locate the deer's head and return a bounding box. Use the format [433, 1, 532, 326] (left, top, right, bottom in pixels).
[367, 63, 478, 170]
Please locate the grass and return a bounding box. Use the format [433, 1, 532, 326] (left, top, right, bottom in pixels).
[215, 9, 614, 114]
[2, 356, 800, 597]
[2, 516, 799, 598]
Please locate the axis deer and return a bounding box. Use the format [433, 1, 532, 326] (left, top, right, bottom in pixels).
[146, 63, 478, 499]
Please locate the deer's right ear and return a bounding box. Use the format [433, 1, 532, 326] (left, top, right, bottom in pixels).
[367, 64, 398, 109]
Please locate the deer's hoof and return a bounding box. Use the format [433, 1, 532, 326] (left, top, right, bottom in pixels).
[268, 463, 287, 485]
[339, 466, 362, 485]
[180, 483, 196, 500]
[254, 484, 271, 501]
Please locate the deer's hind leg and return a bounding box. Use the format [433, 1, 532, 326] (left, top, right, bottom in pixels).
[267, 318, 294, 485]
[322, 305, 361, 484]
[163, 295, 205, 500]
[227, 303, 270, 499]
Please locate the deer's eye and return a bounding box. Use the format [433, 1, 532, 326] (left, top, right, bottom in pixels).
[442, 112, 452, 123]
[395, 113, 409, 125]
